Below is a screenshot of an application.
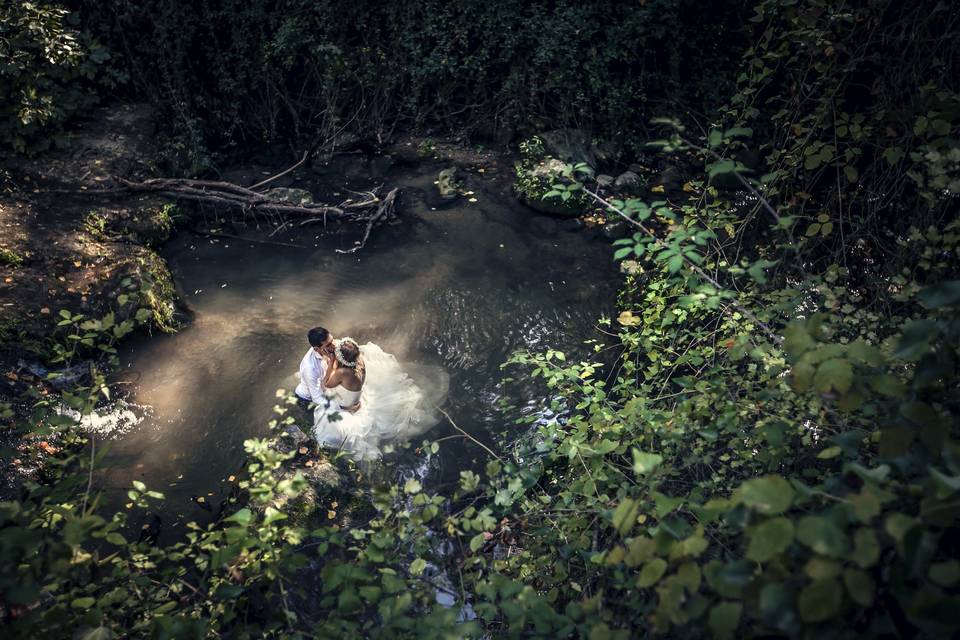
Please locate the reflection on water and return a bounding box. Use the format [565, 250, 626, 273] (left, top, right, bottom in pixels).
[101, 159, 618, 525]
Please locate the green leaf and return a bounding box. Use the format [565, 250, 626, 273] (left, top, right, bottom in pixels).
[613, 247, 633, 261]
[225, 508, 253, 526]
[71, 597, 96, 609]
[894, 320, 938, 361]
[708, 601, 742, 639]
[929, 560, 960, 587]
[847, 340, 883, 366]
[883, 147, 905, 165]
[918, 280, 960, 309]
[410, 558, 427, 575]
[759, 583, 796, 631]
[631, 449, 663, 475]
[798, 579, 843, 622]
[105, 532, 126, 546]
[870, 374, 905, 398]
[814, 358, 853, 394]
[404, 478, 422, 494]
[611, 499, 639, 537]
[707, 159, 737, 180]
[843, 568, 874, 606]
[469, 533, 486, 552]
[153, 601, 177, 615]
[652, 491, 683, 517]
[805, 557, 841, 580]
[850, 528, 880, 569]
[746, 517, 794, 562]
[459, 470, 480, 493]
[80, 627, 114, 640]
[724, 127, 753, 139]
[796, 516, 849, 557]
[736, 475, 794, 514]
[792, 361, 815, 392]
[849, 488, 882, 523]
[845, 462, 891, 484]
[783, 322, 816, 360]
[817, 446, 842, 459]
[636, 558, 668, 588]
[263, 507, 287, 526]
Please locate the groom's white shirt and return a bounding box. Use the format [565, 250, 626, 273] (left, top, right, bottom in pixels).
[295, 348, 328, 405]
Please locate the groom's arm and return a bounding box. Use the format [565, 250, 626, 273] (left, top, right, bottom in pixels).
[300, 357, 328, 406]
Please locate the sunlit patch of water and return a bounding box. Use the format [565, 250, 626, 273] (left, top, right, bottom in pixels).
[59, 399, 150, 438]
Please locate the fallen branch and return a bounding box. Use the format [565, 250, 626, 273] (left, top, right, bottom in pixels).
[335, 187, 398, 254]
[436, 405, 504, 463]
[55, 168, 398, 251]
[113, 177, 365, 219]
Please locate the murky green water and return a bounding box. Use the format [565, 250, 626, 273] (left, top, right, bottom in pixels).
[100, 155, 618, 530]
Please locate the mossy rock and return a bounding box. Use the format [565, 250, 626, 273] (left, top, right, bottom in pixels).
[436, 167, 462, 199]
[514, 157, 588, 217]
[122, 203, 175, 246]
[84, 201, 176, 247]
[109, 247, 179, 332]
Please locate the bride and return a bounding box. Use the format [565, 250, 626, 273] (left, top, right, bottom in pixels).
[312, 338, 436, 460]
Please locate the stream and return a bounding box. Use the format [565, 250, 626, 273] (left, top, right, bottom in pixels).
[94, 154, 619, 534]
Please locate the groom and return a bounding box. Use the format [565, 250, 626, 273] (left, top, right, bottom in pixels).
[295, 326, 335, 423]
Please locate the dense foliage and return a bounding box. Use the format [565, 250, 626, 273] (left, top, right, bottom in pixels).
[3, 0, 960, 637]
[66, 0, 743, 160]
[0, 2, 118, 153]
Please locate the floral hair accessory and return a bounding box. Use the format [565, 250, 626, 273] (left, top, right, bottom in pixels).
[334, 338, 358, 368]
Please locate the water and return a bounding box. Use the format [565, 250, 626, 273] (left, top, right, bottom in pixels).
[97, 156, 618, 528]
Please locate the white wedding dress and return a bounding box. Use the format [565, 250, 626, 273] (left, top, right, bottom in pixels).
[311, 343, 437, 460]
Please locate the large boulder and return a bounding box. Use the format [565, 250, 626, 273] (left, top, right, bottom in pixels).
[515, 158, 585, 217]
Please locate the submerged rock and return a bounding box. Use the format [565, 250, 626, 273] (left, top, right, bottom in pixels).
[596, 174, 614, 188]
[602, 219, 631, 240]
[614, 171, 643, 192]
[437, 167, 462, 199]
[276, 424, 312, 454]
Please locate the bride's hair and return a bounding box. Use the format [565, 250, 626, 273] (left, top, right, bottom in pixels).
[339, 339, 365, 379]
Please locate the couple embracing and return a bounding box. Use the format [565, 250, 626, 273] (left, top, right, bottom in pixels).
[295, 327, 433, 460]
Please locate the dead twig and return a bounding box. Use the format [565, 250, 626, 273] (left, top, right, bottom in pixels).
[335, 187, 398, 254]
[247, 149, 310, 191]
